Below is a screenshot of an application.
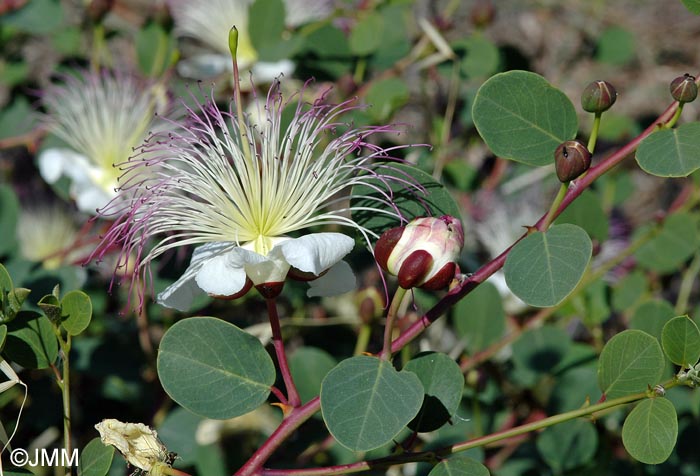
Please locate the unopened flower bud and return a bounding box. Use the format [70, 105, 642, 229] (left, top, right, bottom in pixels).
[470, 0, 495, 28]
[581, 80, 617, 113]
[375, 216, 464, 290]
[355, 287, 384, 324]
[554, 140, 591, 182]
[670, 74, 698, 104]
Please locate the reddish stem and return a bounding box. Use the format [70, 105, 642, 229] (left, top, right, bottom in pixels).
[235, 93, 685, 476]
[389, 98, 680, 354]
[266, 298, 301, 408]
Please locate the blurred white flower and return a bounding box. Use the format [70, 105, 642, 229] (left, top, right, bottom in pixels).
[168, 0, 333, 80]
[93, 80, 415, 311]
[16, 205, 80, 269]
[38, 70, 169, 214]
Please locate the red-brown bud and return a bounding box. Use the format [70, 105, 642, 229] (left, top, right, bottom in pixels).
[374, 216, 464, 290]
[581, 80, 617, 113]
[670, 74, 698, 104]
[554, 140, 591, 182]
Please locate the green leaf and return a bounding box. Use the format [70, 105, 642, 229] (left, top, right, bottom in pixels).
[5, 311, 59, 369]
[454, 35, 501, 78]
[369, 4, 410, 70]
[661, 316, 700, 368]
[0, 325, 7, 350]
[427, 455, 490, 476]
[629, 299, 676, 340]
[289, 347, 337, 405]
[453, 282, 505, 354]
[622, 398, 678, 464]
[536, 419, 598, 473]
[681, 0, 700, 14]
[611, 271, 648, 313]
[157, 317, 276, 419]
[635, 123, 700, 177]
[0, 264, 12, 292]
[0, 185, 20, 254]
[472, 70, 578, 166]
[634, 212, 698, 273]
[78, 437, 115, 476]
[136, 22, 177, 77]
[555, 190, 609, 242]
[596, 27, 636, 65]
[159, 407, 204, 466]
[351, 163, 461, 239]
[0, 0, 64, 34]
[598, 330, 665, 399]
[61, 290, 93, 336]
[320, 355, 423, 451]
[404, 352, 464, 432]
[504, 224, 592, 307]
[349, 12, 383, 56]
[512, 326, 571, 385]
[249, 0, 301, 61]
[38, 294, 62, 322]
[365, 78, 409, 122]
[303, 24, 351, 58]
[0, 98, 35, 140]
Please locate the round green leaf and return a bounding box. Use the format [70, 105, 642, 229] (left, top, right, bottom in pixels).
[611, 270, 647, 313]
[158, 406, 203, 465]
[320, 355, 423, 451]
[455, 36, 500, 79]
[0, 185, 19, 255]
[427, 455, 489, 476]
[504, 224, 592, 307]
[290, 347, 337, 405]
[682, 0, 700, 14]
[512, 325, 571, 386]
[5, 311, 58, 369]
[136, 22, 177, 78]
[349, 12, 383, 56]
[661, 316, 700, 368]
[622, 398, 678, 464]
[365, 78, 409, 122]
[635, 123, 700, 177]
[404, 352, 464, 432]
[555, 190, 609, 242]
[629, 299, 675, 340]
[634, 212, 698, 273]
[157, 317, 276, 419]
[536, 419, 598, 473]
[351, 163, 461, 239]
[595, 27, 636, 65]
[472, 70, 577, 166]
[61, 290, 92, 336]
[598, 330, 665, 399]
[453, 282, 505, 354]
[78, 437, 115, 476]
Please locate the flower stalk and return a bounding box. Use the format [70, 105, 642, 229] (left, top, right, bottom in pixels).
[266, 298, 301, 409]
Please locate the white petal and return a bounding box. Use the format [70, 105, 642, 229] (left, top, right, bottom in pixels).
[72, 183, 114, 214]
[157, 242, 235, 310]
[37, 148, 87, 183]
[176, 54, 232, 79]
[307, 261, 356, 297]
[278, 233, 354, 275]
[251, 60, 295, 82]
[236, 247, 290, 285]
[195, 246, 249, 296]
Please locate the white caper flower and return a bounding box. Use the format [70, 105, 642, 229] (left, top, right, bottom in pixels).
[38, 70, 169, 214]
[92, 79, 417, 310]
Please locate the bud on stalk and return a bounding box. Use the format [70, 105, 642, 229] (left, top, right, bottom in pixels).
[375, 216, 464, 290]
[554, 140, 591, 183]
[580, 80, 617, 113]
[670, 74, 698, 104]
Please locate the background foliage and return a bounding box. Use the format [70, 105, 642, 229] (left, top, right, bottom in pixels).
[1, 1, 700, 475]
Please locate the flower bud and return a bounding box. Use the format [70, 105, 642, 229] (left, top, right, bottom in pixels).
[554, 140, 591, 182]
[580, 80, 617, 113]
[670, 74, 698, 104]
[470, 0, 495, 28]
[375, 216, 464, 290]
